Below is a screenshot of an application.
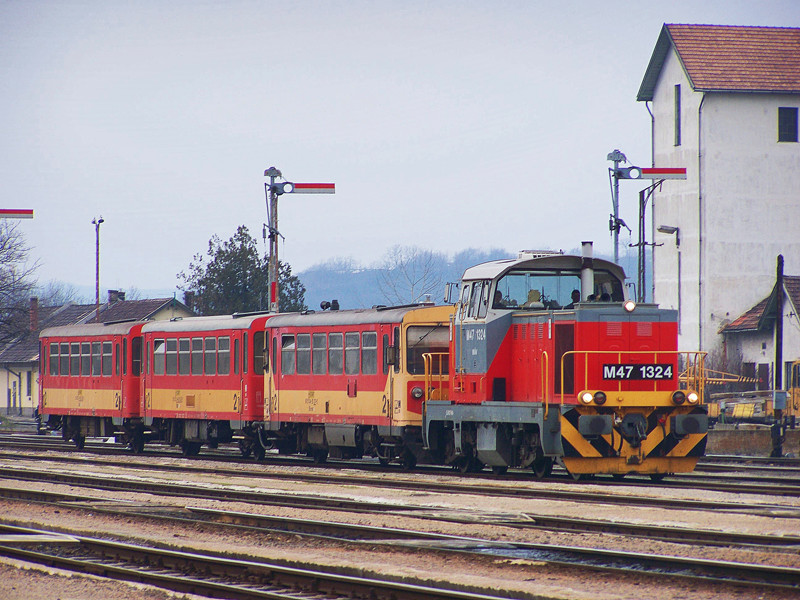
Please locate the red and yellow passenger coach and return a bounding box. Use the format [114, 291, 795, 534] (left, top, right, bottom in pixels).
[139, 314, 270, 456]
[39, 321, 145, 449]
[262, 304, 452, 467]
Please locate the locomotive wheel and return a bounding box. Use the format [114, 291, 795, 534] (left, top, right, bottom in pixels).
[649, 473, 667, 483]
[378, 457, 391, 466]
[312, 449, 328, 464]
[532, 452, 553, 479]
[491, 465, 508, 475]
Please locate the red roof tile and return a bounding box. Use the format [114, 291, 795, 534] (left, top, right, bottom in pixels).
[638, 24, 800, 101]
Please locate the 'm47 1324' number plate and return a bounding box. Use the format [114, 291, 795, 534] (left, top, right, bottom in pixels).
[603, 364, 674, 380]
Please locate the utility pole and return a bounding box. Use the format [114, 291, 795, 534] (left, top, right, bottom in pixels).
[263, 168, 335, 313]
[92, 216, 104, 321]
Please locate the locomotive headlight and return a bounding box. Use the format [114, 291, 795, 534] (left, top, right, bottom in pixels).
[671, 391, 686, 405]
[411, 386, 424, 400]
[686, 391, 699, 404]
[580, 392, 594, 405]
[623, 300, 636, 312]
[593, 391, 607, 405]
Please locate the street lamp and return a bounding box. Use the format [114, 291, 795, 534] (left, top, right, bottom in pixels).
[92, 216, 104, 321]
[657, 225, 680, 333]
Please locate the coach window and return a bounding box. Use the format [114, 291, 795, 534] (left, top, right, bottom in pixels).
[70, 343, 80, 376]
[218, 337, 230, 375]
[281, 334, 296, 375]
[153, 339, 166, 375]
[122, 339, 128, 375]
[191, 338, 203, 375]
[165, 339, 178, 375]
[49, 343, 58, 375]
[329, 333, 343, 375]
[131, 337, 142, 377]
[243, 333, 248, 374]
[296, 333, 311, 374]
[234, 338, 240, 375]
[204, 337, 217, 375]
[312, 333, 327, 374]
[102, 341, 113, 376]
[362, 332, 377, 375]
[345, 332, 359, 375]
[178, 339, 190, 375]
[115, 342, 120, 376]
[91, 342, 102, 376]
[253, 331, 266, 373]
[81, 342, 90, 375]
[382, 334, 389, 375]
[59, 343, 69, 375]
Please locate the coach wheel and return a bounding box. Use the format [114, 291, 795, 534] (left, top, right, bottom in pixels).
[253, 444, 266, 461]
[238, 440, 252, 458]
[532, 452, 553, 479]
[181, 441, 202, 457]
[74, 433, 85, 450]
[649, 473, 667, 483]
[130, 435, 145, 454]
[400, 451, 416, 470]
[491, 466, 508, 476]
[611, 473, 627, 481]
[312, 449, 328, 464]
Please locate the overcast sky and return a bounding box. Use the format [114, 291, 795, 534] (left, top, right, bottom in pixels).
[2, 1, 798, 297]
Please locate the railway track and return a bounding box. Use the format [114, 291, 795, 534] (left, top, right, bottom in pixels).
[1, 487, 798, 595]
[2, 434, 799, 496]
[2, 452, 799, 518]
[0, 523, 511, 600]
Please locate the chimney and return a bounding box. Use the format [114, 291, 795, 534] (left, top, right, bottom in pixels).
[108, 289, 122, 304]
[29, 297, 39, 332]
[183, 291, 195, 312]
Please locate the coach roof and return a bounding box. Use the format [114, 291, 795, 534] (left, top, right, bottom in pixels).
[265, 305, 434, 329]
[140, 313, 270, 334]
[40, 321, 145, 339]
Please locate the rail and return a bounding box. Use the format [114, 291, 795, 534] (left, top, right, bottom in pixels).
[555, 350, 707, 406]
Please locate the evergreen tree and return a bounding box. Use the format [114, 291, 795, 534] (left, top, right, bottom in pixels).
[178, 225, 306, 315]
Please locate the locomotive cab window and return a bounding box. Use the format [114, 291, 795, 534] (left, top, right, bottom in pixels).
[494, 268, 624, 309]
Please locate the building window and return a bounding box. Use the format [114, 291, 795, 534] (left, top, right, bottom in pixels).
[778, 107, 798, 142]
[674, 84, 681, 146]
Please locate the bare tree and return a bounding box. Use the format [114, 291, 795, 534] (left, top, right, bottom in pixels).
[0, 222, 38, 342]
[377, 245, 447, 305]
[37, 280, 89, 306]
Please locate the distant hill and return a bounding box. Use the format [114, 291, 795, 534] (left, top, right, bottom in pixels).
[298, 245, 647, 310]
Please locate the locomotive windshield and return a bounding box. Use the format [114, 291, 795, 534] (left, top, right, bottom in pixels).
[492, 268, 624, 309]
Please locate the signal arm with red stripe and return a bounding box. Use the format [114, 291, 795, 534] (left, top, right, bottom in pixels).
[0, 209, 34, 219]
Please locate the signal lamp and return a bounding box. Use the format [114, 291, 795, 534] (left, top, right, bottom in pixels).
[671, 391, 686, 405]
[616, 166, 642, 179]
[593, 391, 607, 405]
[580, 392, 594, 405]
[411, 386, 424, 400]
[624, 300, 636, 312]
[270, 182, 295, 195]
[686, 391, 699, 404]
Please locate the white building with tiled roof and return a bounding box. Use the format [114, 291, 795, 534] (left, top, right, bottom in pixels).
[637, 24, 800, 382]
